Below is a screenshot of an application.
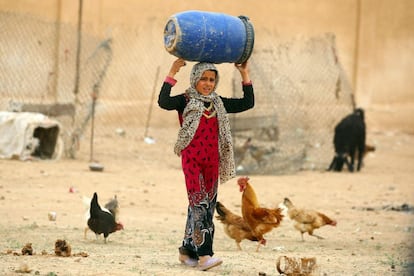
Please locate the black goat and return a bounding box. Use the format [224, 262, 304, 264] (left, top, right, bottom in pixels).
[328, 108, 366, 172]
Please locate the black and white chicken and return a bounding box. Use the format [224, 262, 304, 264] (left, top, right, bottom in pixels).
[84, 192, 123, 243]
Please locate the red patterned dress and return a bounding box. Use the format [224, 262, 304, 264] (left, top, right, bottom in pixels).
[158, 77, 254, 258]
[179, 106, 219, 256]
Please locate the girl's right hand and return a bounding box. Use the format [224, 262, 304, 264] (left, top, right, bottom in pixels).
[168, 58, 186, 78]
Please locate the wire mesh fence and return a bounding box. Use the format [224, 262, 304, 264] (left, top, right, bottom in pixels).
[0, 11, 354, 174]
[231, 33, 354, 174]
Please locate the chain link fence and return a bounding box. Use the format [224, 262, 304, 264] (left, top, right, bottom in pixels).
[0, 11, 353, 174]
[231, 33, 354, 174]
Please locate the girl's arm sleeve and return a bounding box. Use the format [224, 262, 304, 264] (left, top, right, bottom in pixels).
[158, 79, 186, 111]
[222, 83, 255, 113]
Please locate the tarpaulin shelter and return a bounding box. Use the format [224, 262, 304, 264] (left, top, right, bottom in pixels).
[0, 112, 61, 160]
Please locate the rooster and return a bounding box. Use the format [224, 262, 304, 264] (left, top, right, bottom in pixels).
[215, 201, 259, 250]
[86, 192, 124, 243]
[237, 177, 284, 252]
[283, 197, 337, 241]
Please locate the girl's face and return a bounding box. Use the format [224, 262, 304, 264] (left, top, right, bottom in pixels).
[196, 70, 216, 96]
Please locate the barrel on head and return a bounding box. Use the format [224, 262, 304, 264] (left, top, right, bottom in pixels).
[164, 10, 254, 64]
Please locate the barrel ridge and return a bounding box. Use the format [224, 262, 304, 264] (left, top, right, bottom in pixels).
[237, 15, 255, 64]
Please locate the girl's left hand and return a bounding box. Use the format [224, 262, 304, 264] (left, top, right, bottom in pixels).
[235, 61, 251, 83]
[235, 61, 248, 72]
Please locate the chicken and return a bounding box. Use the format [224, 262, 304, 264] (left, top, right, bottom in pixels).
[83, 194, 120, 239]
[215, 201, 259, 250]
[237, 176, 284, 252]
[363, 144, 376, 157]
[86, 192, 124, 243]
[283, 197, 337, 241]
[103, 194, 120, 220]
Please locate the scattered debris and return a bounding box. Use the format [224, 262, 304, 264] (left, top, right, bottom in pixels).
[89, 162, 104, 172]
[48, 211, 57, 221]
[144, 136, 155, 144]
[21, 243, 33, 255]
[115, 128, 126, 137]
[353, 203, 414, 213]
[272, 246, 285, 252]
[15, 263, 32, 273]
[73, 252, 89, 257]
[2, 240, 87, 258]
[276, 256, 318, 276]
[54, 239, 71, 257]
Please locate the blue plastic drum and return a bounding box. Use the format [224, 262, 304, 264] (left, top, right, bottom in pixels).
[164, 10, 254, 64]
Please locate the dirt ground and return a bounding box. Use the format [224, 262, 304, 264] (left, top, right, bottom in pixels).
[0, 126, 413, 276]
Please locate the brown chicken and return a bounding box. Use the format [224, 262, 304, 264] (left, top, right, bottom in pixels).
[363, 144, 376, 156]
[237, 176, 284, 252]
[215, 201, 259, 250]
[283, 197, 337, 241]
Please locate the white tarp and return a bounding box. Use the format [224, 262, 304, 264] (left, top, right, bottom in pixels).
[0, 111, 61, 160]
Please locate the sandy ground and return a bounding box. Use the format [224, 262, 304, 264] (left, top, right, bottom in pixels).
[1, 1, 413, 275]
[0, 128, 413, 276]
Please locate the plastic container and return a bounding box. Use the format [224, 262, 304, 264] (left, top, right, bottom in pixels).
[164, 10, 254, 64]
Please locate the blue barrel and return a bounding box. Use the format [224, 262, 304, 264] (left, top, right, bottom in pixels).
[164, 10, 254, 64]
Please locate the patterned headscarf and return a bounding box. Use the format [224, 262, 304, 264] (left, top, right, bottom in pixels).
[189, 62, 220, 89]
[174, 62, 235, 184]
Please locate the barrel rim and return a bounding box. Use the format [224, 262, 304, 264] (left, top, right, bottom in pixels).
[164, 17, 181, 53]
[237, 15, 255, 64]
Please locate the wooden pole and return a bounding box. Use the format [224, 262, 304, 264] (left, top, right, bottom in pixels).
[73, 0, 83, 96]
[352, 0, 362, 108]
[144, 66, 160, 139]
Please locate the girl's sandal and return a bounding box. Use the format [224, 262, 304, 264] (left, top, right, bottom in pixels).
[179, 254, 198, 267]
[198, 257, 223, 271]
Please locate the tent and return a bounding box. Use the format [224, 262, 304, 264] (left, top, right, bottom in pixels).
[0, 111, 62, 160]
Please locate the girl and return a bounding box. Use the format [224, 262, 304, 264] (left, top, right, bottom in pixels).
[158, 58, 254, 271]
